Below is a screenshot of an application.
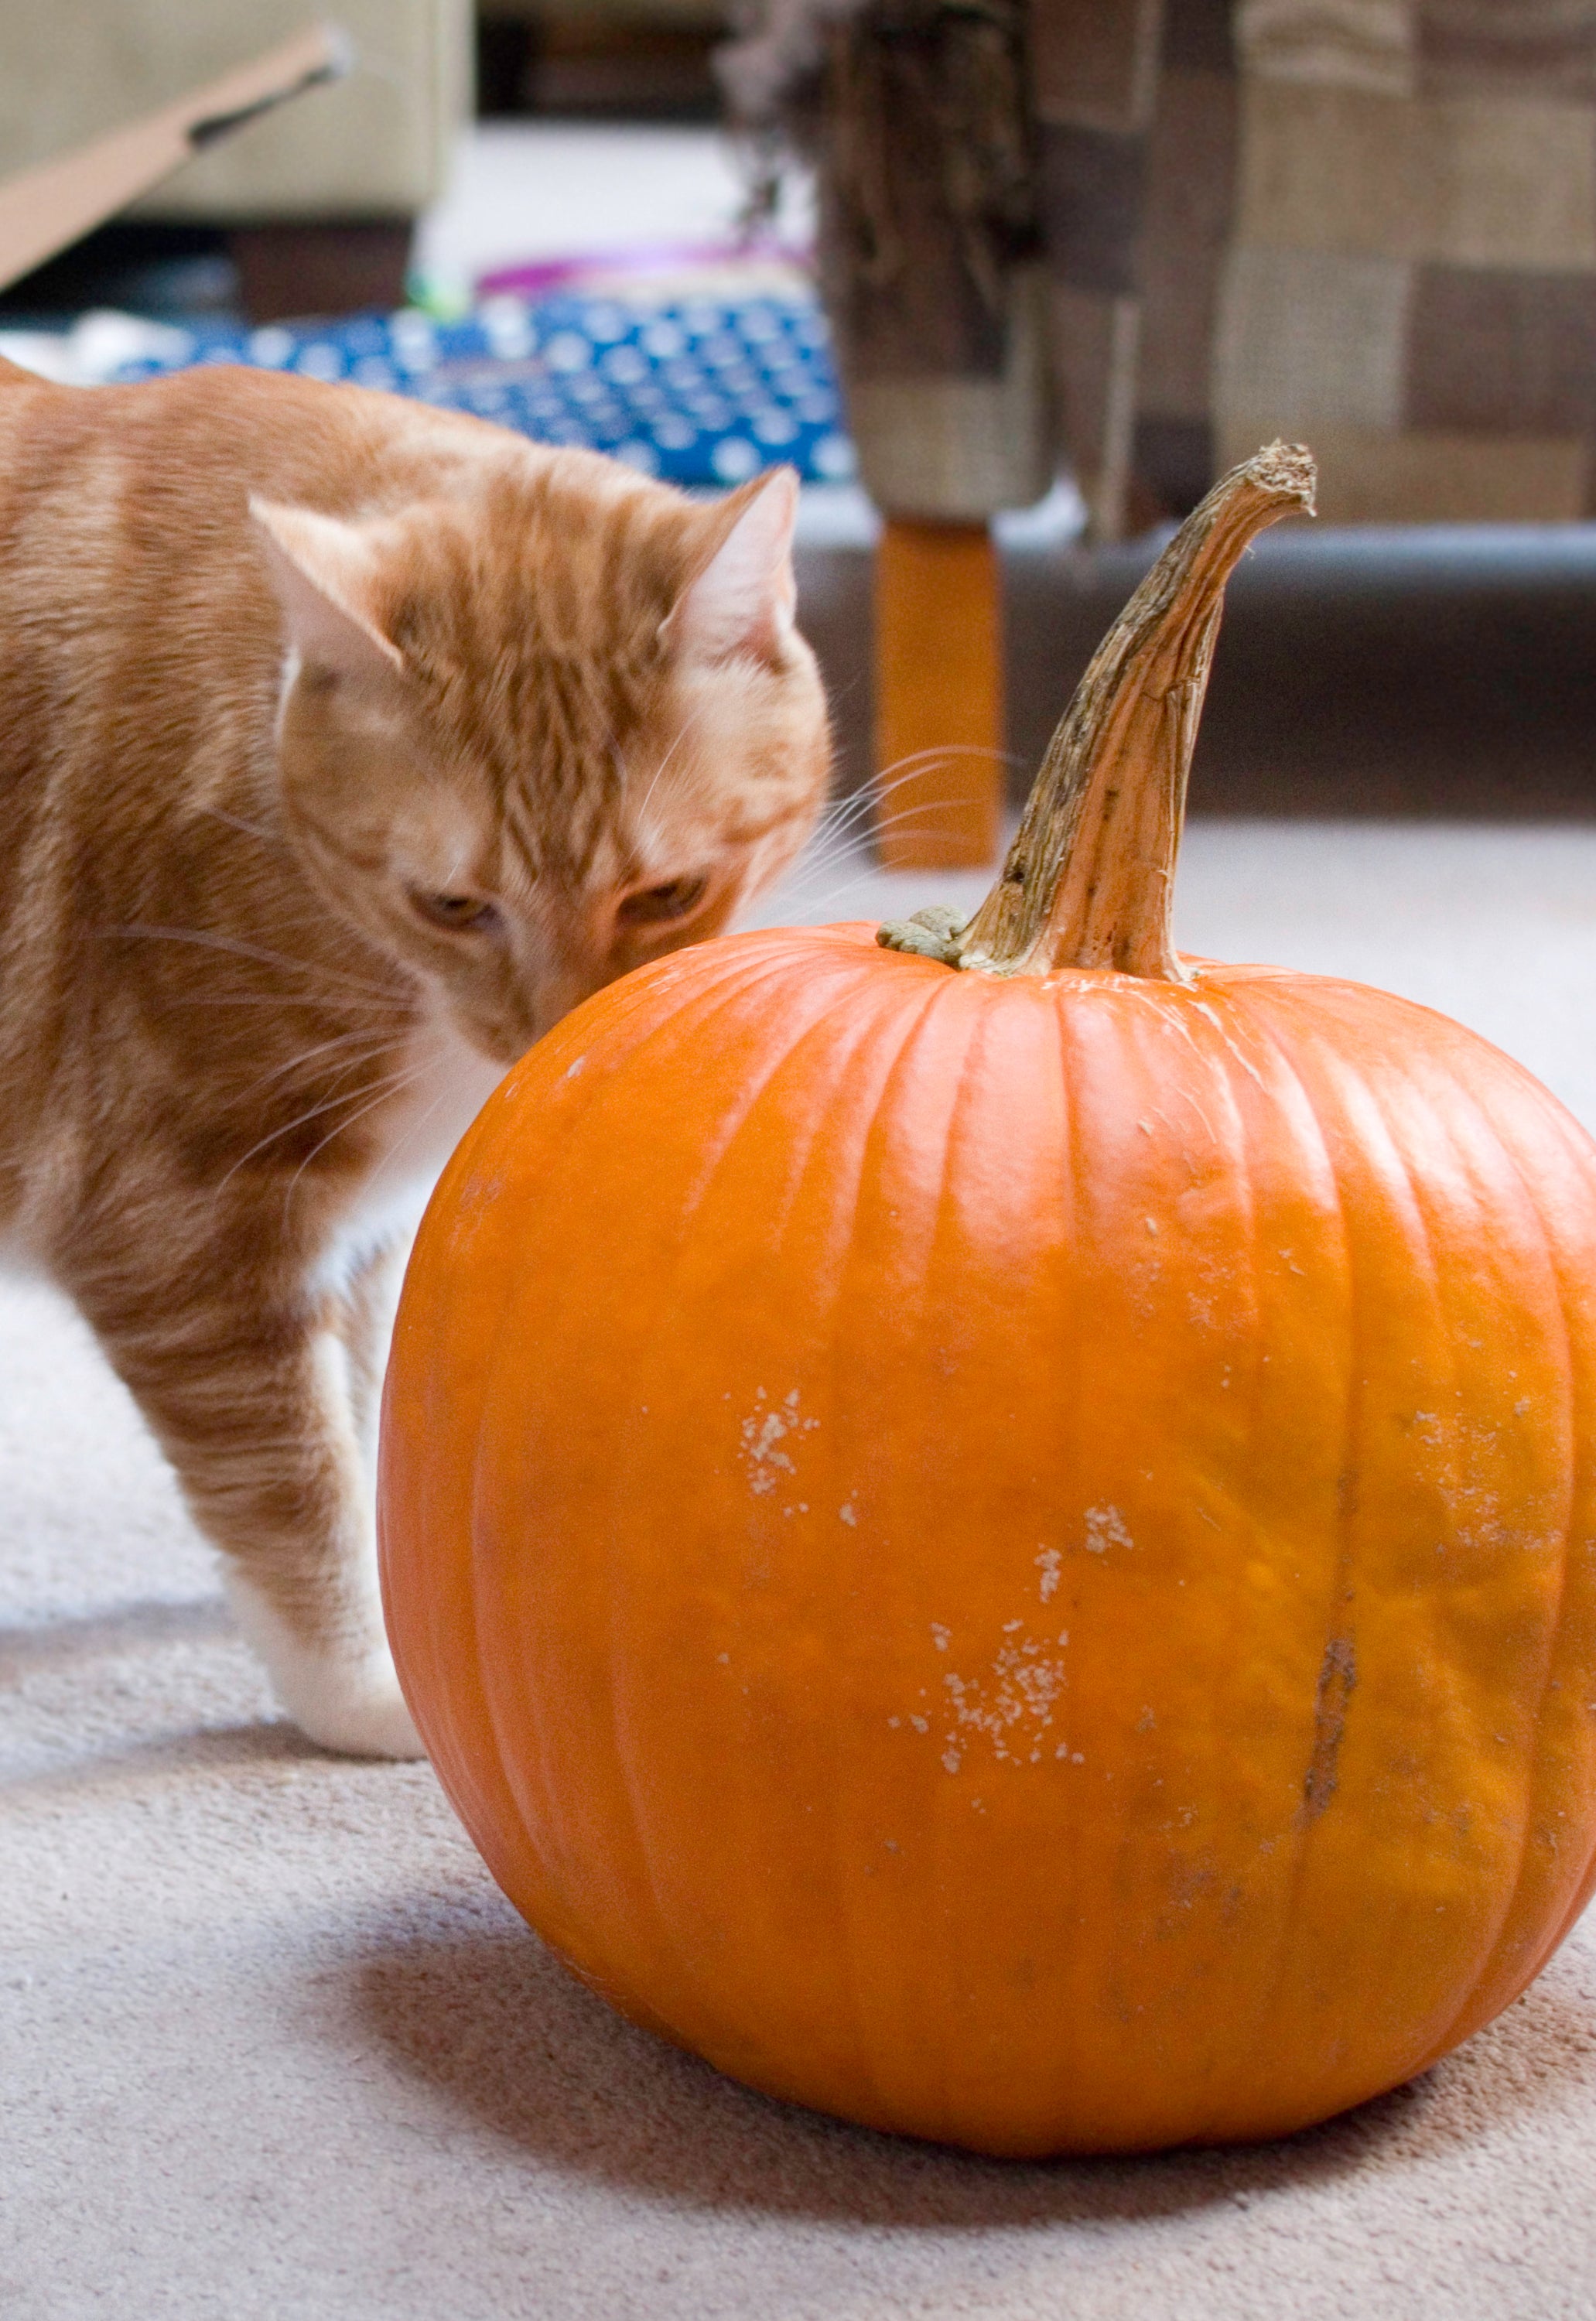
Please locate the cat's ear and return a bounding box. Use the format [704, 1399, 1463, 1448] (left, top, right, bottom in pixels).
[250, 497, 405, 682]
[662, 466, 799, 665]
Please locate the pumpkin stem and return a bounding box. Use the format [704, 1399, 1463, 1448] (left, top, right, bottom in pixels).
[882, 443, 1317, 981]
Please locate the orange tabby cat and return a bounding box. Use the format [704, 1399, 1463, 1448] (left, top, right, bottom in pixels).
[0, 356, 830, 1757]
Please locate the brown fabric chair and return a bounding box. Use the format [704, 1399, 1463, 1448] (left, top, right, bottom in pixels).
[788, 0, 1596, 864]
[812, 0, 1596, 536]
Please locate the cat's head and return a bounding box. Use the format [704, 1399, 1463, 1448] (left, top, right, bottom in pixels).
[252, 455, 830, 1063]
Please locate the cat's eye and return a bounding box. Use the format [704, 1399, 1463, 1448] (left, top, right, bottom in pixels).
[410, 889, 502, 935]
[618, 874, 709, 926]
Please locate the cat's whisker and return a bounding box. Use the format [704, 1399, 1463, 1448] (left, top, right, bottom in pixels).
[791, 785, 924, 856]
[800, 756, 1013, 849]
[337, 1078, 457, 1210]
[867, 802, 993, 841]
[786, 796, 975, 884]
[195, 803, 282, 846]
[277, 1058, 445, 1221]
[830, 760, 962, 805]
[873, 745, 1020, 773]
[803, 798, 880, 848]
[631, 719, 693, 849]
[169, 992, 407, 1020]
[840, 786, 1005, 840]
[771, 791, 1008, 916]
[104, 922, 406, 1004]
[210, 1056, 430, 1199]
[803, 754, 1019, 838]
[791, 802, 901, 858]
[233, 1030, 404, 1101]
[799, 755, 1013, 853]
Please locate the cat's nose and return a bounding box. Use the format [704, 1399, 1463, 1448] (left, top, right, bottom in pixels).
[535, 962, 611, 1040]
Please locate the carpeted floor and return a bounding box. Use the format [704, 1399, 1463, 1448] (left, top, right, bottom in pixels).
[6, 825, 1596, 2320]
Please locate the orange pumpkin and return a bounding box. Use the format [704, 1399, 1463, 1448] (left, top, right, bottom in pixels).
[379, 446, 1596, 2157]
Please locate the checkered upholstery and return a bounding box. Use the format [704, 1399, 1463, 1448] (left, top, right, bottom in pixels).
[824, 0, 1596, 531]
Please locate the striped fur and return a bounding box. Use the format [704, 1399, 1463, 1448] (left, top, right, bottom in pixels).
[0, 358, 829, 1754]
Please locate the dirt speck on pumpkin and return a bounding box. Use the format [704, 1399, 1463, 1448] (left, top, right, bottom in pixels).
[1300, 1634, 1356, 1822]
[939, 1635, 1068, 1767]
[1083, 1505, 1133, 1555]
[738, 1387, 820, 1499]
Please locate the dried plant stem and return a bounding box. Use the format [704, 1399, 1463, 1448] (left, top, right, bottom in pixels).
[949, 443, 1316, 981]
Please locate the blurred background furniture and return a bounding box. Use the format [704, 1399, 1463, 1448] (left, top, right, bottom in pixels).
[762, 0, 1596, 860]
[477, 0, 725, 118]
[798, 0, 1596, 540]
[0, 1, 472, 320]
[1043, 0, 1596, 535]
[0, 29, 351, 299]
[9, 2, 1596, 862]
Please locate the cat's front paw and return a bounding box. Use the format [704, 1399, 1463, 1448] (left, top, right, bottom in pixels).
[223, 1571, 427, 1759]
[292, 1667, 425, 1760]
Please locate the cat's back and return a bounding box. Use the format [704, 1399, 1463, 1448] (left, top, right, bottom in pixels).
[0, 364, 545, 855]
[0, 358, 538, 606]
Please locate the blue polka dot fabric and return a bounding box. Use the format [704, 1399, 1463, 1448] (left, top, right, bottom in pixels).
[106, 293, 856, 489]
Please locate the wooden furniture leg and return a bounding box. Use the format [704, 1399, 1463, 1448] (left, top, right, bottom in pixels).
[228, 218, 412, 323]
[873, 518, 1003, 870]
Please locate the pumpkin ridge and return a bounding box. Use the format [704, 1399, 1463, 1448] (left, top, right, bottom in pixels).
[1246, 989, 1587, 2101]
[439, 954, 863, 1952]
[1405, 1064, 1582, 2069]
[379, 1072, 549, 1856]
[486, 956, 961, 2057]
[463, 1097, 620, 1929]
[1137, 990, 1332, 2135]
[1008, 983, 1096, 2123]
[707, 959, 961, 1258]
[569, 945, 869, 1204]
[1155, 986, 1341, 2130]
[1269, 1000, 1464, 2108]
[749, 973, 1007, 2113]
[617, 966, 957, 2066]
[465, 956, 875, 1981]
[1523, 1112, 1596, 1954]
[813, 977, 996, 2126]
[1511, 1793, 1596, 2021]
[426, 968, 794, 1948]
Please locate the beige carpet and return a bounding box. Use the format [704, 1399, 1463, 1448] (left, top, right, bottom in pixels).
[6, 824, 1596, 2321]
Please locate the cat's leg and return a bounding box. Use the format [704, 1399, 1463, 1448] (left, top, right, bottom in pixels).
[62, 1234, 423, 1759]
[335, 1230, 411, 1486]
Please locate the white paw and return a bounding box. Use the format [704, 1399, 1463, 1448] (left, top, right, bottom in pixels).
[290, 1668, 425, 1761]
[223, 1570, 427, 1759]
